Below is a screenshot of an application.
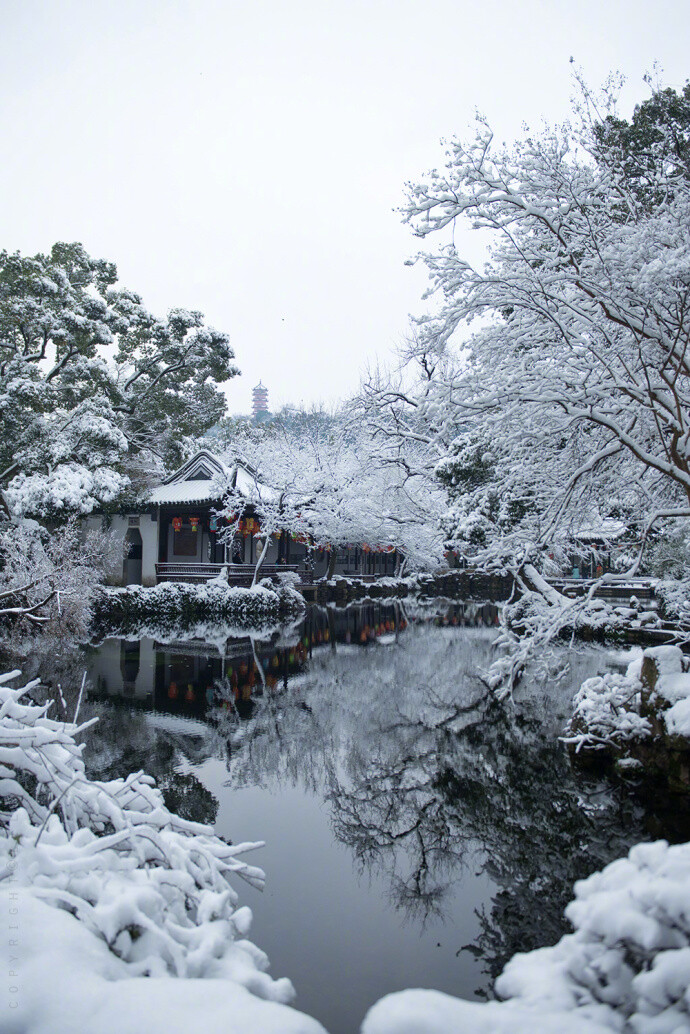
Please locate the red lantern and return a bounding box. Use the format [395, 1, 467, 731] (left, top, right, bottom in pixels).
[172, 517, 182, 533]
[189, 516, 199, 532]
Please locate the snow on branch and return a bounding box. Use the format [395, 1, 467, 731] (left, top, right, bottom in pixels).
[0, 671, 299, 1004]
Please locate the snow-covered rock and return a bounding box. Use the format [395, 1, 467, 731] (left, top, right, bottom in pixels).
[565, 645, 690, 752]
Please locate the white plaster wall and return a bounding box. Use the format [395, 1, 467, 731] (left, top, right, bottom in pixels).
[83, 513, 158, 586]
[140, 513, 159, 586]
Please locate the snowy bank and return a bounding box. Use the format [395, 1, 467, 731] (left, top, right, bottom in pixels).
[362, 839, 690, 1034]
[0, 672, 324, 1034]
[92, 578, 305, 633]
[2, 890, 327, 1034]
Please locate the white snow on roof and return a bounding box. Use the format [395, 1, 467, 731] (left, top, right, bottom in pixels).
[160, 449, 233, 486]
[575, 518, 627, 542]
[233, 464, 278, 503]
[149, 480, 224, 505]
[147, 450, 278, 506]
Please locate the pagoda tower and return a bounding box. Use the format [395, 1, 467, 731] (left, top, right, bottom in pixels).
[252, 381, 270, 422]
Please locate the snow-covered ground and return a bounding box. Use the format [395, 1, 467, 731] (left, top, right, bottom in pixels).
[2, 890, 326, 1034]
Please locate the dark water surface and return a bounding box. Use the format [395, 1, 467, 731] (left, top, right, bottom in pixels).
[64, 602, 663, 1033]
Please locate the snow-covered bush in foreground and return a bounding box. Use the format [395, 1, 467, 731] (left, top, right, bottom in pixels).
[362, 839, 690, 1034]
[2, 889, 325, 1034]
[0, 671, 325, 1034]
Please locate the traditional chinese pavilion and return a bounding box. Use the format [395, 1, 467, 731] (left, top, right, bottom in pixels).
[87, 449, 400, 586]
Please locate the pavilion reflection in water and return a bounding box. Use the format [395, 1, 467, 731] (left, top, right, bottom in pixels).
[87, 601, 499, 720]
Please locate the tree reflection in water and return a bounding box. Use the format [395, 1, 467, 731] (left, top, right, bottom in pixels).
[207, 614, 650, 985]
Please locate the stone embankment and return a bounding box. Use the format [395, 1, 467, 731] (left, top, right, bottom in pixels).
[313, 571, 514, 605]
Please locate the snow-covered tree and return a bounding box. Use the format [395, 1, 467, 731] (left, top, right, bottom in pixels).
[356, 78, 690, 686]
[0, 518, 121, 642]
[218, 408, 444, 577]
[0, 242, 238, 519]
[593, 75, 690, 208]
[400, 77, 690, 569]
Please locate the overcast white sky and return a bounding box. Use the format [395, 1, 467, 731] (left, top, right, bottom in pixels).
[1, 0, 688, 414]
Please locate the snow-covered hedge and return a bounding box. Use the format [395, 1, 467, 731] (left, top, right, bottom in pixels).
[655, 579, 690, 626]
[363, 839, 690, 1034]
[93, 578, 305, 632]
[0, 671, 325, 1034]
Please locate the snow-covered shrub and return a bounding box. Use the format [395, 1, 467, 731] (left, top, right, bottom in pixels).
[645, 523, 690, 581]
[497, 839, 690, 1029]
[93, 578, 304, 635]
[564, 645, 690, 774]
[260, 572, 306, 611]
[563, 671, 651, 753]
[0, 670, 292, 1001]
[656, 578, 690, 625]
[0, 517, 121, 644]
[1, 890, 325, 1034]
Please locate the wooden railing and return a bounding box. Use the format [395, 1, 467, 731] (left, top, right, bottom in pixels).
[155, 562, 311, 585]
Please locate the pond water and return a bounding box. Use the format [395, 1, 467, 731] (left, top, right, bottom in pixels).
[32, 602, 680, 1033]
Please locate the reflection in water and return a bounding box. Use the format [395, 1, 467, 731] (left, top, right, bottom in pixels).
[329, 687, 645, 984]
[87, 601, 427, 721]
[79, 603, 659, 1031]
